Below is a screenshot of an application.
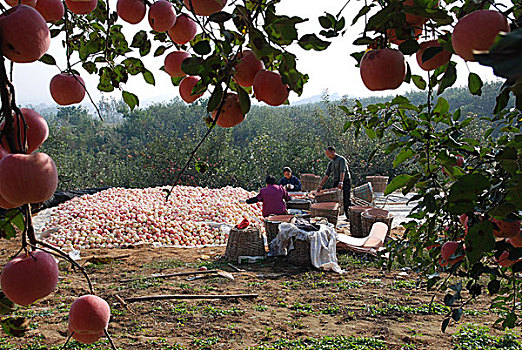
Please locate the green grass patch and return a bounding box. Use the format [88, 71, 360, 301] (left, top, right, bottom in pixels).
[452, 323, 522, 350]
[249, 336, 387, 349]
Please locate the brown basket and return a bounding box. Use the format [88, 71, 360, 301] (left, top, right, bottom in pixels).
[310, 202, 339, 227]
[264, 215, 296, 242]
[287, 238, 312, 267]
[315, 188, 342, 203]
[225, 225, 265, 262]
[287, 199, 311, 210]
[366, 176, 389, 193]
[348, 206, 373, 237]
[316, 188, 344, 214]
[361, 208, 393, 237]
[301, 174, 321, 192]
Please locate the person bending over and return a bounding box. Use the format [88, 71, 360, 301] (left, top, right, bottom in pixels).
[246, 175, 291, 217]
[279, 167, 302, 192]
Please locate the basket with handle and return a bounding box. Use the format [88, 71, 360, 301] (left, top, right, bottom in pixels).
[310, 202, 339, 227]
[264, 215, 296, 242]
[353, 182, 374, 203]
[225, 225, 265, 262]
[348, 205, 373, 237]
[361, 208, 393, 237]
[301, 174, 321, 192]
[366, 176, 389, 193]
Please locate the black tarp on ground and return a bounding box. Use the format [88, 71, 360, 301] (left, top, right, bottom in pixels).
[0, 187, 113, 216]
[33, 187, 112, 212]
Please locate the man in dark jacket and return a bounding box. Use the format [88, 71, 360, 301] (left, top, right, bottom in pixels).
[279, 167, 302, 192]
[318, 146, 352, 217]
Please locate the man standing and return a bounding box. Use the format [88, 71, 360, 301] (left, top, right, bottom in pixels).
[317, 146, 352, 217]
[279, 167, 302, 192]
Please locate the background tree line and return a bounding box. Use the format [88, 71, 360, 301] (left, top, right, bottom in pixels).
[35, 81, 503, 191]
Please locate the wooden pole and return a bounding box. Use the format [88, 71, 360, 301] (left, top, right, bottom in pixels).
[123, 293, 258, 303]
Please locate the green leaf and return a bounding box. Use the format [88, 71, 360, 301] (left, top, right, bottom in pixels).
[8, 210, 24, 230]
[298, 34, 331, 51]
[0, 292, 15, 315]
[122, 90, 139, 110]
[422, 46, 443, 63]
[502, 312, 517, 329]
[142, 70, 155, 85]
[464, 221, 495, 265]
[193, 40, 211, 56]
[494, 87, 511, 114]
[318, 15, 332, 29]
[433, 97, 450, 115]
[1, 317, 30, 337]
[474, 28, 522, 82]
[448, 174, 490, 214]
[385, 174, 413, 195]
[411, 75, 427, 90]
[437, 61, 457, 95]
[38, 54, 56, 65]
[352, 5, 374, 25]
[82, 62, 97, 74]
[468, 73, 483, 96]
[154, 46, 167, 57]
[208, 11, 233, 23]
[207, 84, 223, 113]
[181, 57, 205, 76]
[393, 148, 414, 168]
[195, 161, 209, 174]
[399, 39, 420, 55]
[237, 86, 251, 115]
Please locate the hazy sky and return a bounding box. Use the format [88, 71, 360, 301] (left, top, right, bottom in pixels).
[13, 0, 498, 106]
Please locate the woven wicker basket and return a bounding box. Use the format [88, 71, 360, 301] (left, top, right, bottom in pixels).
[225, 225, 265, 262]
[348, 206, 373, 237]
[353, 182, 374, 203]
[287, 199, 311, 210]
[310, 202, 339, 227]
[287, 238, 312, 267]
[361, 208, 393, 237]
[315, 188, 342, 203]
[264, 215, 296, 242]
[301, 174, 321, 192]
[366, 176, 389, 193]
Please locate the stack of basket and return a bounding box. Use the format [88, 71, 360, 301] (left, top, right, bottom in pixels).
[310, 202, 339, 227]
[315, 188, 343, 213]
[361, 208, 393, 236]
[264, 215, 296, 242]
[301, 174, 321, 192]
[348, 205, 373, 237]
[287, 238, 312, 267]
[225, 225, 266, 262]
[366, 176, 389, 193]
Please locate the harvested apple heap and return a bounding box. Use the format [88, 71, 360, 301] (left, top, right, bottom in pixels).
[42, 186, 263, 250]
[360, 6, 510, 91]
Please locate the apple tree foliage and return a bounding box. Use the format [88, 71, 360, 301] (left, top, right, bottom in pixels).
[0, 0, 520, 337]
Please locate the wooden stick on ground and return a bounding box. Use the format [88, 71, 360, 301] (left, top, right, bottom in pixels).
[121, 269, 219, 283]
[123, 293, 258, 303]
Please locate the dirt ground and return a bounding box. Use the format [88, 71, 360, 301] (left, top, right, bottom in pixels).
[0, 229, 518, 350]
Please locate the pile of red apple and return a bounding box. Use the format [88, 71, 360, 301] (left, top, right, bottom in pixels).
[42, 185, 263, 250]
